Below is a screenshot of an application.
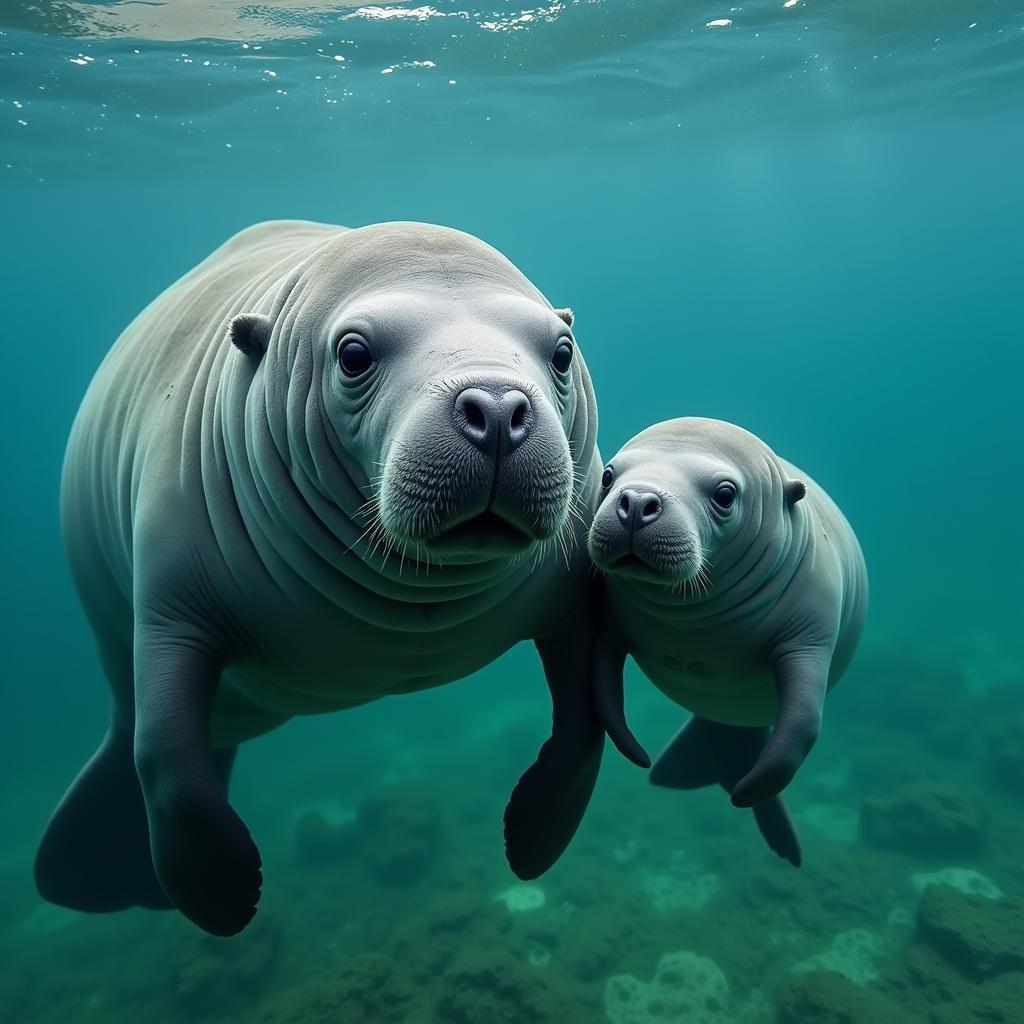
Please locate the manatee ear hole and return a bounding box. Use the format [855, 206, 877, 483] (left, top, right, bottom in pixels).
[553, 307, 574, 328]
[785, 479, 807, 505]
[228, 313, 272, 360]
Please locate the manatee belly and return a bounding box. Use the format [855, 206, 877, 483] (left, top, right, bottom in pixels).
[631, 634, 780, 727]
[212, 597, 536, 725]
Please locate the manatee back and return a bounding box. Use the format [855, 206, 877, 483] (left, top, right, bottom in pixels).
[60, 220, 349, 616]
[779, 458, 868, 684]
[77, 219, 344, 410]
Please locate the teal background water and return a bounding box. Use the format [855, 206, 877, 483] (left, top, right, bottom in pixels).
[2, 3, 1023, 1022]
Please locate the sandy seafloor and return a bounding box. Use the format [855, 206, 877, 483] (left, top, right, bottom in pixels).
[3, 613, 1022, 1024]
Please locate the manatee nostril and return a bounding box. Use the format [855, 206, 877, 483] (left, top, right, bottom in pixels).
[510, 401, 526, 434]
[641, 497, 662, 523]
[454, 388, 496, 449]
[464, 398, 487, 434]
[616, 488, 660, 529]
[456, 387, 531, 454]
[501, 390, 532, 451]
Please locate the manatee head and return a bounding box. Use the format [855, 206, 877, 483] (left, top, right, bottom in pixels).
[588, 418, 804, 591]
[230, 223, 596, 566]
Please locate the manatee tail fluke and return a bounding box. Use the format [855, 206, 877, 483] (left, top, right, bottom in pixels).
[504, 729, 604, 880]
[649, 716, 732, 789]
[650, 716, 802, 866]
[34, 727, 172, 912]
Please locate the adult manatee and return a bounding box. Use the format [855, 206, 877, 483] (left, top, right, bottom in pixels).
[36, 220, 603, 935]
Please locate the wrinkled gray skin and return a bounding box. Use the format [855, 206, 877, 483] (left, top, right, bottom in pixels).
[589, 418, 867, 852]
[36, 221, 604, 936]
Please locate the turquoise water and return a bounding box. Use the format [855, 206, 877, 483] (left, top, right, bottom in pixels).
[3, 3, 1024, 1022]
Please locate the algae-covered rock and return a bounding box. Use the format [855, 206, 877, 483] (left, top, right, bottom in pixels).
[859, 780, 988, 858]
[256, 952, 415, 1024]
[791, 928, 890, 986]
[736, 847, 886, 935]
[773, 970, 900, 1024]
[915, 885, 1024, 980]
[398, 886, 511, 988]
[900, 940, 965, 1006]
[329, 952, 415, 1022]
[427, 890, 492, 937]
[911, 867, 1003, 900]
[175, 914, 282, 1015]
[930, 972, 1024, 1024]
[567, 929, 620, 983]
[639, 866, 720, 913]
[436, 949, 567, 1024]
[356, 787, 441, 886]
[604, 950, 730, 1024]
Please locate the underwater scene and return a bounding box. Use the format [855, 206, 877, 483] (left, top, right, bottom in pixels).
[2, 2, 1024, 1022]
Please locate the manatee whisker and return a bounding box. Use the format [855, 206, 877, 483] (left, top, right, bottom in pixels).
[367, 521, 392, 563]
[553, 519, 574, 571]
[352, 495, 381, 521]
[559, 513, 581, 556]
[344, 510, 388, 558]
[563, 500, 590, 537]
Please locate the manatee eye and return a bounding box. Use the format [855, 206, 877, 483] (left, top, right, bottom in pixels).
[712, 482, 737, 510]
[337, 335, 372, 377]
[601, 466, 614, 489]
[551, 340, 574, 374]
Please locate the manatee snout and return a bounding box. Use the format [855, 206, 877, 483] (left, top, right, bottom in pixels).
[589, 482, 703, 584]
[380, 373, 573, 557]
[453, 385, 534, 458]
[615, 487, 663, 528]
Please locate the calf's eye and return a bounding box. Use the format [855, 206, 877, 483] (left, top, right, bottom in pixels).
[713, 482, 737, 509]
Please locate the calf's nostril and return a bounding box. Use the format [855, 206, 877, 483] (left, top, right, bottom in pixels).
[642, 499, 660, 520]
[618, 492, 631, 517]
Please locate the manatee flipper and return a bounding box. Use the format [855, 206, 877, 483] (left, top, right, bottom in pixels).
[731, 646, 831, 808]
[35, 725, 173, 912]
[504, 624, 604, 879]
[753, 797, 802, 867]
[133, 626, 261, 937]
[592, 619, 650, 768]
[651, 717, 802, 867]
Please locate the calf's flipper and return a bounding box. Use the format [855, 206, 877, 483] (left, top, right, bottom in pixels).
[592, 627, 650, 768]
[731, 647, 831, 808]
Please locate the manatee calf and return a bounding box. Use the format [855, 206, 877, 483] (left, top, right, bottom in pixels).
[588, 418, 867, 865]
[36, 220, 604, 935]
